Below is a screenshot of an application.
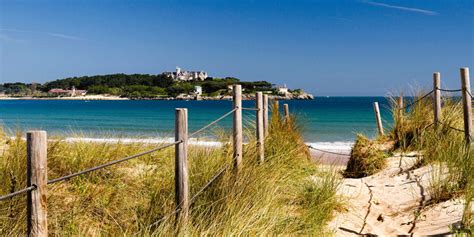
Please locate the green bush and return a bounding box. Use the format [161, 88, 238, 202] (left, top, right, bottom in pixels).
[343, 134, 387, 178]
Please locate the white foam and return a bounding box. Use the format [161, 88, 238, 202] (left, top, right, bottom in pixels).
[14, 135, 353, 150]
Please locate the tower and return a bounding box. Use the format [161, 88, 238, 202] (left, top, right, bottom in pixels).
[176, 66, 181, 75]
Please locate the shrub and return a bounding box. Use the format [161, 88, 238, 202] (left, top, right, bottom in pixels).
[343, 134, 387, 178]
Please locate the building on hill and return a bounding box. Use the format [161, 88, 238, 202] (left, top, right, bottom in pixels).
[276, 84, 289, 95]
[48, 86, 87, 96]
[163, 66, 208, 81]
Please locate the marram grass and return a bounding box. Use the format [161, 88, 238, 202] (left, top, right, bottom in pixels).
[0, 111, 341, 235]
[387, 93, 473, 230]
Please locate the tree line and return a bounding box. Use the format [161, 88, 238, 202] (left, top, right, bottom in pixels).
[0, 73, 275, 98]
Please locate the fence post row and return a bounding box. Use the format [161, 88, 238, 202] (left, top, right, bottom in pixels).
[233, 85, 243, 170]
[175, 108, 189, 225]
[373, 102, 384, 136]
[263, 94, 269, 136]
[433, 72, 441, 127]
[256, 92, 264, 162]
[461, 67, 472, 144]
[27, 131, 48, 237]
[283, 104, 290, 121]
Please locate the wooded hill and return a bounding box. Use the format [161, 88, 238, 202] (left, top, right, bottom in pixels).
[0, 74, 277, 98]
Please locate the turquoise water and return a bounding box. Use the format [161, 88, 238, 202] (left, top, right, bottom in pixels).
[0, 97, 393, 143]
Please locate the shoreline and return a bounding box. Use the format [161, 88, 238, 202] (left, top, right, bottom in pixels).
[0, 94, 314, 101]
[8, 135, 353, 165]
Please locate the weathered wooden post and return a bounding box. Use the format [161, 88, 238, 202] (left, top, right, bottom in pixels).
[397, 96, 404, 125]
[263, 94, 269, 136]
[273, 100, 279, 118]
[233, 85, 243, 170]
[175, 108, 189, 225]
[398, 96, 404, 111]
[461, 67, 472, 144]
[256, 92, 264, 162]
[373, 102, 384, 136]
[27, 130, 48, 237]
[283, 104, 290, 120]
[433, 72, 441, 127]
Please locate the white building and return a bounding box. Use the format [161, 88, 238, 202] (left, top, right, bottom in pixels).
[164, 67, 208, 81]
[276, 84, 289, 95]
[194, 86, 202, 95]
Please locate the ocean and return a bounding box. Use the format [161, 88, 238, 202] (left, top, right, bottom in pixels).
[0, 97, 393, 150]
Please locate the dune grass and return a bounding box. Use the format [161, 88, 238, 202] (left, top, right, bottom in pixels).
[343, 134, 388, 178]
[387, 92, 473, 230]
[0, 108, 341, 235]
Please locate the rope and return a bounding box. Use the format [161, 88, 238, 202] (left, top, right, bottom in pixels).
[466, 89, 474, 100]
[48, 141, 181, 184]
[0, 185, 36, 201]
[136, 158, 234, 235]
[189, 108, 237, 138]
[437, 121, 465, 133]
[242, 107, 259, 111]
[399, 90, 434, 111]
[307, 145, 351, 157]
[439, 88, 462, 92]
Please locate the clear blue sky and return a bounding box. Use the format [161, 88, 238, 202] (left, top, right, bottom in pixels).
[0, 0, 473, 96]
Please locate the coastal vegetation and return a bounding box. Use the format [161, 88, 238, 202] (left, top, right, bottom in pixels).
[0, 74, 299, 99]
[341, 91, 473, 232]
[0, 107, 340, 235]
[343, 134, 388, 178]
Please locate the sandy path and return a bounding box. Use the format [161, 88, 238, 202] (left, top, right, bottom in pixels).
[328, 155, 465, 236]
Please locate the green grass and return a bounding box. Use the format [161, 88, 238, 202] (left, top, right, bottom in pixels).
[0, 108, 341, 235]
[343, 134, 388, 178]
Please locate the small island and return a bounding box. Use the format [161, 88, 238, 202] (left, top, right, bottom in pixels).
[0, 67, 313, 100]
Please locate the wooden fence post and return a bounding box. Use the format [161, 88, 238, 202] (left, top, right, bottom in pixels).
[283, 104, 290, 120]
[175, 108, 189, 225]
[27, 130, 48, 237]
[461, 67, 472, 144]
[433, 72, 441, 127]
[256, 92, 264, 162]
[373, 102, 384, 136]
[233, 85, 243, 170]
[263, 94, 269, 136]
[273, 100, 279, 116]
[397, 96, 404, 124]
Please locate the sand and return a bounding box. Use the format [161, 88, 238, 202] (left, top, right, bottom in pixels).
[326, 154, 467, 236]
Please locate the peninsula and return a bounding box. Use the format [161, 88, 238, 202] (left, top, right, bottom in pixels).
[0, 67, 313, 100]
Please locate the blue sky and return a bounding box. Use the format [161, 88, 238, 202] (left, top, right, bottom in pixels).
[0, 0, 473, 96]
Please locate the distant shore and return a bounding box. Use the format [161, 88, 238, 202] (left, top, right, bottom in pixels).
[0, 93, 314, 101]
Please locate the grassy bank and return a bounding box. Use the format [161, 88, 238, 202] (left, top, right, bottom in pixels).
[0, 110, 340, 235]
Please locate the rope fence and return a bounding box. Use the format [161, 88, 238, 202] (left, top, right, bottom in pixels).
[398, 90, 434, 111]
[189, 107, 237, 138]
[0, 185, 36, 201]
[137, 156, 236, 235]
[0, 84, 275, 236]
[307, 145, 351, 157]
[242, 107, 259, 111]
[48, 141, 181, 184]
[439, 88, 462, 93]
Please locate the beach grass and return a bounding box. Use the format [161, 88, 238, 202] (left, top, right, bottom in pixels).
[0, 108, 341, 235]
[343, 134, 388, 178]
[387, 93, 473, 230]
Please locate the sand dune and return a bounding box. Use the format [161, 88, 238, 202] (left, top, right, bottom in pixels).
[328, 155, 465, 236]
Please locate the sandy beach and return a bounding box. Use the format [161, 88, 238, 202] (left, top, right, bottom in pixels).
[328, 154, 468, 236]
